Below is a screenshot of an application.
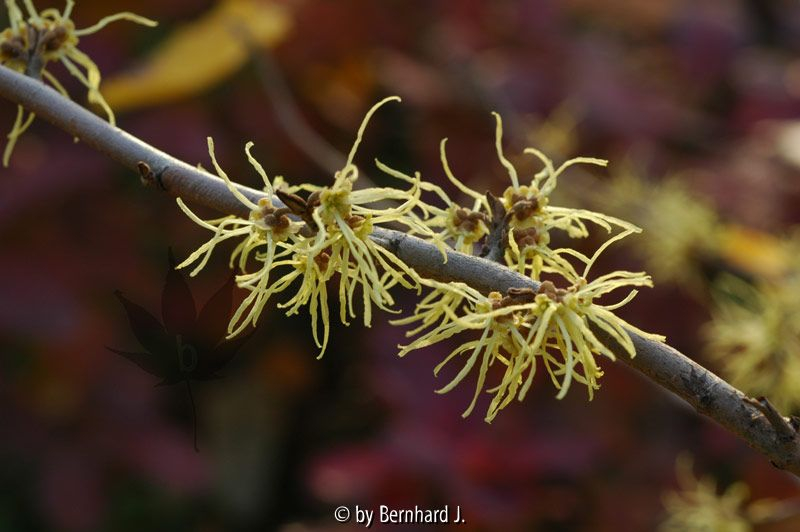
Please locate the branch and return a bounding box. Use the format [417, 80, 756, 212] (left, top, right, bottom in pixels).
[2, 64, 799, 475]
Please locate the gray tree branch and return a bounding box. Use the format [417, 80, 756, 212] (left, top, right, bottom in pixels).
[2, 64, 799, 476]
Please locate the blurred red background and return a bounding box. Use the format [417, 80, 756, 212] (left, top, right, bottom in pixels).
[2, 0, 800, 530]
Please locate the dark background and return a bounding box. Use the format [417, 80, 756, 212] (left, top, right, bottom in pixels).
[2, 0, 800, 530]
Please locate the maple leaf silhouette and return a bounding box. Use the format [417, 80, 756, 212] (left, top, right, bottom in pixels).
[110, 250, 251, 451]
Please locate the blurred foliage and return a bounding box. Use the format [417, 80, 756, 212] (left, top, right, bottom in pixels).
[704, 254, 800, 414]
[573, 170, 723, 288]
[660, 454, 785, 532]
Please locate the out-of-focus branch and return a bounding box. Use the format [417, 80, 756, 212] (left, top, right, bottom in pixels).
[250, 50, 381, 194]
[2, 64, 800, 477]
[251, 51, 346, 176]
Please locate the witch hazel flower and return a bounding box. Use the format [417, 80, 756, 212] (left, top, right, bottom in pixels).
[397, 281, 540, 420]
[178, 139, 303, 273]
[398, 229, 664, 422]
[489, 113, 638, 279]
[177, 139, 307, 338]
[177, 97, 426, 357]
[405, 111, 636, 280]
[399, 138, 493, 255]
[283, 97, 425, 326]
[0, 0, 156, 165]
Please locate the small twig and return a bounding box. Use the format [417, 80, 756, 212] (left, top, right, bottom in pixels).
[746, 396, 798, 442]
[23, 26, 45, 79]
[479, 192, 508, 263]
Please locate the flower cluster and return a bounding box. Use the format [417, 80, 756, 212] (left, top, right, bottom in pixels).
[178, 97, 424, 357]
[177, 96, 663, 420]
[409, 113, 636, 278]
[391, 116, 662, 420]
[397, 230, 662, 422]
[0, 0, 156, 165]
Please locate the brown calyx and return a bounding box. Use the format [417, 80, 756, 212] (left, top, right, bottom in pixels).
[40, 25, 68, 53]
[263, 207, 292, 231]
[508, 193, 540, 221]
[275, 188, 320, 228]
[511, 227, 542, 249]
[1, 36, 27, 62]
[255, 200, 292, 232]
[314, 251, 331, 272]
[537, 280, 568, 303]
[452, 207, 488, 233]
[346, 215, 365, 228]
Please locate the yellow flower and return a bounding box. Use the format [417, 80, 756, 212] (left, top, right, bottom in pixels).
[291, 97, 424, 328]
[177, 138, 305, 337]
[177, 97, 425, 357]
[177, 138, 303, 273]
[490, 112, 637, 279]
[398, 229, 664, 422]
[275, 248, 334, 353]
[404, 138, 492, 254]
[409, 112, 636, 278]
[1, 0, 156, 165]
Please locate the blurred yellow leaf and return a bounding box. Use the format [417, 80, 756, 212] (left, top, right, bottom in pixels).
[102, 0, 291, 111]
[775, 120, 800, 170]
[718, 225, 789, 280]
